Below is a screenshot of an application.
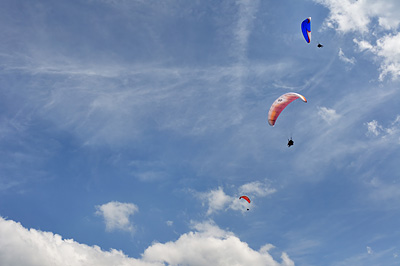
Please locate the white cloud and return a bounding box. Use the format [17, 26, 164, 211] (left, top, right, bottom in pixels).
[239, 181, 276, 197]
[365, 120, 383, 136]
[355, 33, 400, 80]
[95, 201, 138, 232]
[338, 48, 356, 65]
[375, 33, 400, 80]
[142, 220, 294, 266]
[316, 0, 400, 33]
[0, 217, 294, 266]
[316, 0, 400, 80]
[198, 182, 277, 215]
[354, 39, 374, 52]
[365, 116, 400, 138]
[0, 217, 159, 266]
[316, 0, 371, 33]
[199, 187, 234, 215]
[317, 106, 340, 124]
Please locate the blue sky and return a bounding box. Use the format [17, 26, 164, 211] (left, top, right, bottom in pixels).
[1, 0, 400, 265]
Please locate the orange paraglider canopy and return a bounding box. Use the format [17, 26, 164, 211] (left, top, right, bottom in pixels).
[239, 195, 251, 203]
[267, 92, 307, 126]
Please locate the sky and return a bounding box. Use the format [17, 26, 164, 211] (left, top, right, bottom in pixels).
[1, 0, 400, 265]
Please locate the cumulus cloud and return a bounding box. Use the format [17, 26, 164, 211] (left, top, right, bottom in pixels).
[316, 0, 400, 80]
[95, 201, 138, 232]
[0, 217, 158, 266]
[316, 0, 370, 33]
[0, 217, 294, 266]
[316, 0, 400, 33]
[317, 106, 340, 124]
[198, 187, 234, 215]
[142, 220, 294, 266]
[354, 33, 400, 80]
[374, 33, 400, 80]
[198, 182, 276, 215]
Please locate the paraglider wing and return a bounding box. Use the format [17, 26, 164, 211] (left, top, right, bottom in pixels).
[267, 92, 307, 126]
[301, 17, 311, 43]
[239, 195, 251, 204]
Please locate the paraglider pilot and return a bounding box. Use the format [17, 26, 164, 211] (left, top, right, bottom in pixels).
[317, 43, 323, 48]
[287, 138, 294, 147]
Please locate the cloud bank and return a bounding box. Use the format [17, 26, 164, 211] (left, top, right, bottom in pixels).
[0, 217, 156, 266]
[142, 220, 294, 266]
[0, 217, 293, 266]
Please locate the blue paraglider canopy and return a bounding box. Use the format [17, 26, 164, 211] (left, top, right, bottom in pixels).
[301, 17, 311, 43]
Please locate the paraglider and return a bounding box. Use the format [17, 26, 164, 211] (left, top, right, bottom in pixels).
[301, 17, 311, 43]
[267, 92, 307, 126]
[239, 196, 251, 211]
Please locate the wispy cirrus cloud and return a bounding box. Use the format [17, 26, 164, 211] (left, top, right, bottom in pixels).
[365, 176, 400, 203]
[234, 0, 259, 62]
[239, 181, 276, 197]
[338, 48, 356, 66]
[365, 115, 400, 139]
[292, 86, 398, 178]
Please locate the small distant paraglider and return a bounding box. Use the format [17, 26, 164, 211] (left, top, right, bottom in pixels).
[239, 196, 251, 211]
[301, 17, 311, 43]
